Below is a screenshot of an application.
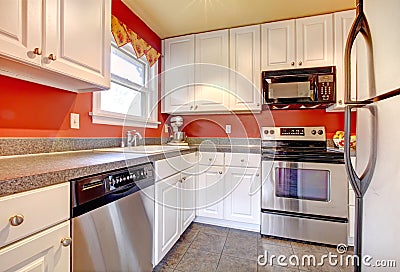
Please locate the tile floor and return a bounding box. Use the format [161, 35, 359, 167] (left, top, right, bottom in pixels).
[153, 222, 355, 272]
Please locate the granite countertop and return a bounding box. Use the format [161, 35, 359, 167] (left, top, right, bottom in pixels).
[0, 145, 261, 197]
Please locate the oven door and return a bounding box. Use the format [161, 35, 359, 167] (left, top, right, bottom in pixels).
[262, 160, 348, 218]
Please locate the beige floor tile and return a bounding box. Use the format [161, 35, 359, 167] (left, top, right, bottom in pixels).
[291, 241, 329, 253]
[222, 236, 258, 260]
[228, 228, 260, 240]
[175, 248, 220, 272]
[258, 242, 298, 270]
[189, 231, 227, 253]
[196, 223, 229, 236]
[216, 254, 257, 272]
[158, 241, 190, 269]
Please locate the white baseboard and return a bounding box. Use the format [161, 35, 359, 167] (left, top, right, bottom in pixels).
[194, 216, 260, 232]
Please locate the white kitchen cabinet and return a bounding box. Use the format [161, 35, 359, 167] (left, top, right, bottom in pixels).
[262, 14, 333, 70]
[181, 169, 196, 231]
[155, 173, 181, 263]
[163, 35, 195, 113]
[327, 10, 357, 111]
[224, 167, 260, 224]
[0, 183, 70, 272]
[196, 152, 261, 230]
[154, 153, 197, 265]
[296, 14, 334, 68]
[0, 221, 70, 272]
[261, 20, 296, 70]
[196, 165, 225, 219]
[0, 0, 111, 92]
[0, 0, 42, 66]
[0, 183, 70, 248]
[229, 25, 262, 112]
[195, 29, 230, 112]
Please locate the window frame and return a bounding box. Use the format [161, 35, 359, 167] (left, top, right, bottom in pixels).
[91, 42, 160, 128]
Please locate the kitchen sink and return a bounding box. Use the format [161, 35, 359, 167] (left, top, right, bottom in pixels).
[94, 145, 189, 154]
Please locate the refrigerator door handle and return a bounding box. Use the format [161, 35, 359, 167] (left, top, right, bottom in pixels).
[344, 10, 375, 106]
[344, 105, 377, 196]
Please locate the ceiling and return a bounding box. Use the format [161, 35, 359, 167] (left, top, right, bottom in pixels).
[122, 0, 356, 39]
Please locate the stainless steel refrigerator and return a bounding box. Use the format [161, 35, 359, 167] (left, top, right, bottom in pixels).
[344, 0, 400, 271]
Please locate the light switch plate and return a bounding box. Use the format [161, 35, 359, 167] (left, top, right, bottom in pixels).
[70, 113, 80, 129]
[225, 124, 231, 134]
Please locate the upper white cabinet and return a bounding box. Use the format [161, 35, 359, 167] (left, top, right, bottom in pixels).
[195, 29, 230, 112]
[261, 20, 295, 70]
[162, 28, 261, 114]
[0, 0, 111, 92]
[163, 35, 195, 113]
[0, 0, 42, 66]
[229, 25, 262, 112]
[327, 10, 357, 111]
[262, 14, 333, 70]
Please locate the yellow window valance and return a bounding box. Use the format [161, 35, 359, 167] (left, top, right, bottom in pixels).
[111, 15, 161, 67]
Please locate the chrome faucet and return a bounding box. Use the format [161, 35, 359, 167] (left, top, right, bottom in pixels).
[127, 130, 143, 147]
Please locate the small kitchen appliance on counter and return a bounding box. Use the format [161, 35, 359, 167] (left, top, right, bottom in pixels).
[261, 126, 348, 246]
[168, 116, 188, 146]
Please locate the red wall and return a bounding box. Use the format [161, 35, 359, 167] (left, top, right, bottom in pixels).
[0, 1, 354, 140]
[0, 0, 164, 138]
[182, 109, 356, 139]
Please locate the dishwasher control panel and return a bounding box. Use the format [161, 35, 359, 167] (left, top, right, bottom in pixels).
[72, 163, 154, 206]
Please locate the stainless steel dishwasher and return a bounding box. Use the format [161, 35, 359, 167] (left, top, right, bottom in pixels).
[71, 163, 154, 272]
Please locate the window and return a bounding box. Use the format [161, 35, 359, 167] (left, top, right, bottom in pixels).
[91, 42, 159, 128]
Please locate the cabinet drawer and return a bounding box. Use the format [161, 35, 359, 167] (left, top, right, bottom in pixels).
[181, 152, 197, 170]
[0, 221, 70, 271]
[155, 156, 182, 181]
[225, 153, 261, 168]
[0, 183, 70, 248]
[198, 152, 224, 166]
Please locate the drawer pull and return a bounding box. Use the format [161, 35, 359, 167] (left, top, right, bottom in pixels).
[219, 171, 223, 175]
[256, 173, 260, 177]
[61, 237, 72, 247]
[33, 47, 42, 55]
[48, 54, 57, 61]
[241, 159, 245, 163]
[208, 158, 213, 162]
[9, 214, 24, 226]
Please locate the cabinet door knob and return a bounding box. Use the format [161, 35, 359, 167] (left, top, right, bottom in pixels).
[9, 214, 24, 226]
[60, 237, 72, 247]
[194, 105, 198, 110]
[291, 61, 295, 66]
[33, 48, 42, 55]
[218, 171, 223, 175]
[338, 100, 343, 105]
[256, 173, 260, 177]
[240, 159, 245, 163]
[257, 103, 260, 107]
[48, 54, 57, 61]
[190, 105, 194, 110]
[182, 176, 187, 181]
[208, 158, 213, 161]
[298, 61, 303, 66]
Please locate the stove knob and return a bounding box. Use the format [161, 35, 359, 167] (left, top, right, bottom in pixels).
[311, 130, 316, 135]
[269, 130, 275, 135]
[264, 130, 268, 135]
[318, 130, 324, 135]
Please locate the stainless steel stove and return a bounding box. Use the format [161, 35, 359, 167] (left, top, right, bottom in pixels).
[261, 126, 348, 245]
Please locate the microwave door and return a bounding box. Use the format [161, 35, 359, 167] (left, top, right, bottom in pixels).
[269, 82, 312, 100]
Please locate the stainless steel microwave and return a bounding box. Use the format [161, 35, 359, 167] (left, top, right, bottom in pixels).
[262, 66, 336, 105]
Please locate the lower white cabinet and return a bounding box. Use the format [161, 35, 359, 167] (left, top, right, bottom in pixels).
[154, 156, 197, 265]
[181, 171, 196, 231]
[0, 221, 70, 272]
[196, 152, 261, 229]
[224, 167, 260, 225]
[155, 173, 181, 263]
[196, 165, 225, 219]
